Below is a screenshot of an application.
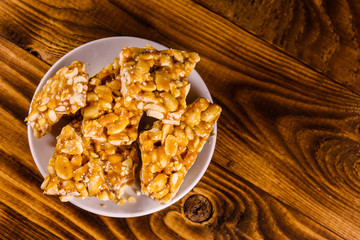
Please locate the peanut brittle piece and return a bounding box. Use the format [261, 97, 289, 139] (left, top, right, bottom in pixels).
[120, 46, 200, 125]
[25, 61, 89, 138]
[139, 98, 221, 203]
[81, 62, 142, 145]
[41, 120, 139, 203]
[88, 57, 122, 95]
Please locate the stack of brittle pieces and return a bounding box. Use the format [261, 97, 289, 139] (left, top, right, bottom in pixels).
[26, 45, 221, 205]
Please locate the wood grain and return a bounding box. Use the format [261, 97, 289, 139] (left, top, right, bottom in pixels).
[195, 0, 360, 93]
[1, 0, 360, 239]
[0, 35, 341, 239]
[93, 1, 360, 238]
[0, 0, 168, 65]
[0, 49, 340, 238]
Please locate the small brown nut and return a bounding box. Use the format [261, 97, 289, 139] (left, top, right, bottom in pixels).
[155, 71, 170, 91]
[171, 170, 185, 193]
[162, 124, 174, 143]
[183, 152, 198, 167]
[146, 110, 164, 120]
[94, 85, 113, 102]
[122, 158, 133, 168]
[172, 50, 184, 62]
[152, 186, 170, 199]
[164, 162, 174, 175]
[108, 153, 123, 164]
[159, 193, 172, 203]
[158, 147, 170, 168]
[98, 113, 118, 125]
[187, 136, 200, 152]
[98, 190, 110, 201]
[128, 128, 139, 142]
[149, 173, 168, 192]
[144, 103, 167, 113]
[54, 155, 73, 180]
[75, 182, 88, 197]
[108, 133, 130, 145]
[161, 92, 179, 112]
[148, 163, 161, 173]
[73, 164, 89, 182]
[128, 196, 136, 202]
[134, 60, 151, 76]
[141, 152, 152, 166]
[99, 100, 113, 111]
[183, 107, 201, 126]
[139, 81, 156, 91]
[48, 110, 57, 123]
[44, 176, 60, 195]
[141, 91, 158, 103]
[103, 142, 117, 155]
[90, 77, 101, 86]
[87, 174, 102, 196]
[107, 79, 122, 92]
[185, 126, 194, 140]
[201, 104, 222, 122]
[41, 175, 50, 190]
[194, 124, 209, 137]
[38, 105, 48, 112]
[83, 103, 103, 119]
[197, 98, 210, 111]
[174, 161, 184, 171]
[159, 54, 173, 66]
[48, 157, 55, 175]
[47, 98, 57, 110]
[71, 155, 83, 168]
[169, 172, 179, 193]
[165, 135, 178, 156]
[150, 150, 158, 162]
[67, 68, 79, 80]
[62, 179, 76, 192]
[107, 119, 130, 135]
[174, 127, 188, 147]
[142, 168, 155, 185]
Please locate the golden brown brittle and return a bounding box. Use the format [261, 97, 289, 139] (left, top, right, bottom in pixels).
[120, 46, 200, 125]
[26, 61, 89, 138]
[139, 98, 221, 203]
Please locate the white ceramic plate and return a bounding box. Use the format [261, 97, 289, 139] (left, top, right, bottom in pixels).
[28, 36, 217, 217]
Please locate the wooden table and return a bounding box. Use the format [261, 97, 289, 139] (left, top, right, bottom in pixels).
[1, 1, 360, 239]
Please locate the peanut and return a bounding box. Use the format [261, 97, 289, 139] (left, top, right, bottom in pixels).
[54, 155, 73, 180]
[201, 104, 222, 122]
[83, 103, 103, 119]
[107, 119, 129, 135]
[183, 107, 201, 126]
[149, 173, 168, 192]
[164, 135, 178, 156]
[161, 92, 178, 112]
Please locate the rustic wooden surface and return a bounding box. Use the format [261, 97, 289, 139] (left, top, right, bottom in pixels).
[1, 0, 360, 239]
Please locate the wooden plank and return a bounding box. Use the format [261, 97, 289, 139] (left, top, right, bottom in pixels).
[0, 0, 170, 65]
[96, 1, 360, 238]
[0, 36, 340, 239]
[195, 0, 360, 93]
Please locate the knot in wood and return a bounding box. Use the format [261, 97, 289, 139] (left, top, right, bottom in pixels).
[183, 194, 212, 222]
[353, 160, 360, 178]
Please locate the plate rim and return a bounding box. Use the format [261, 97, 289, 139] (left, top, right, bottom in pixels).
[27, 36, 217, 217]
